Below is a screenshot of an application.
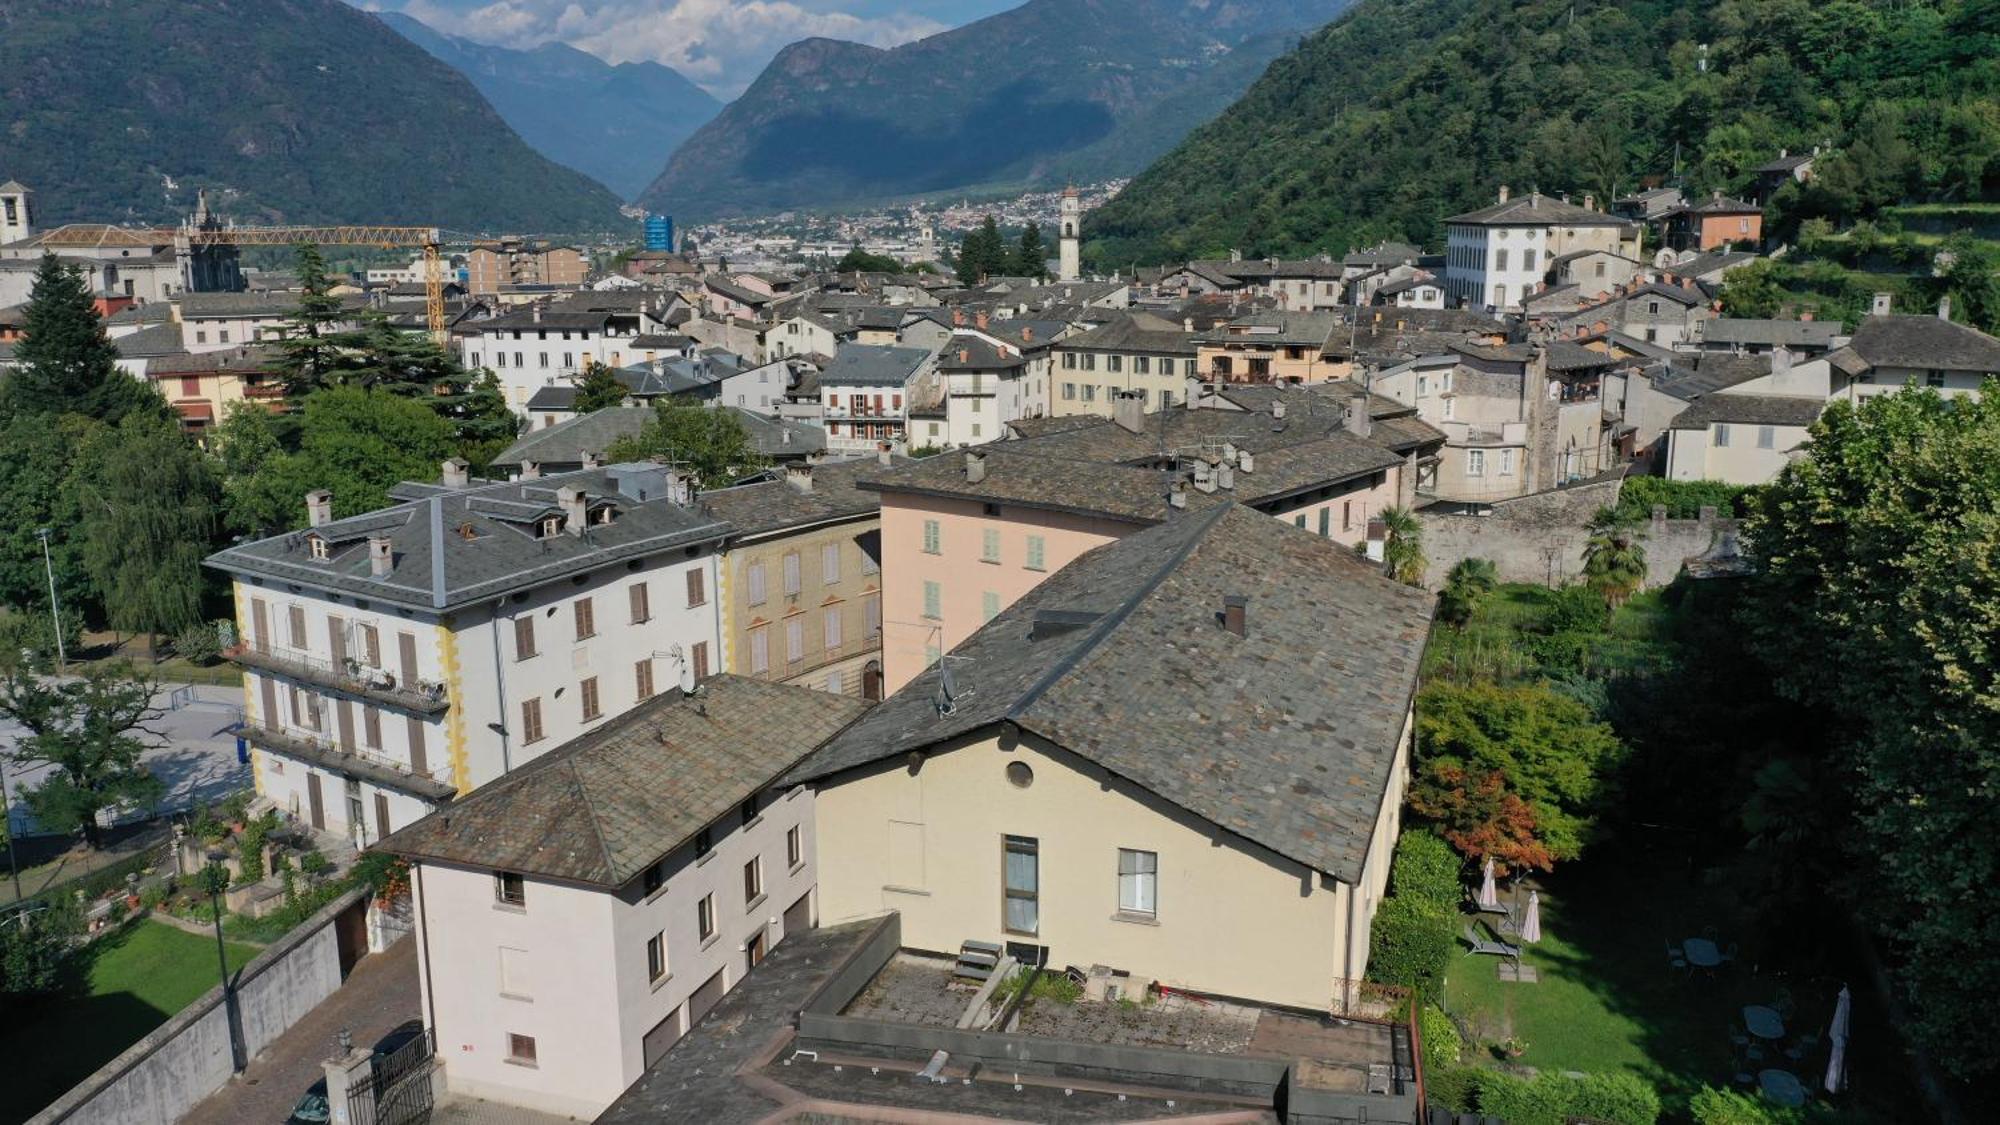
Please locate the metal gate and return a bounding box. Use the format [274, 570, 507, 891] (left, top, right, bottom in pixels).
[346, 1028, 436, 1125]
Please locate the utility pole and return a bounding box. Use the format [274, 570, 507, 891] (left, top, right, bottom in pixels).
[35, 528, 64, 672]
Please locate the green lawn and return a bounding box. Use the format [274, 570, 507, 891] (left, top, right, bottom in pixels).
[0, 919, 258, 1121]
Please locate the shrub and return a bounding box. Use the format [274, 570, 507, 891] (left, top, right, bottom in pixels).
[1611, 476, 1749, 523]
[236, 811, 276, 884]
[1417, 1003, 1461, 1074]
[1569, 1072, 1661, 1125]
[173, 621, 225, 665]
[1689, 1085, 1781, 1125]
[1367, 896, 1454, 1003]
[1542, 584, 1610, 636]
[1425, 1065, 1477, 1113]
[1473, 1069, 1659, 1125]
[1389, 831, 1462, 913]
[299, 850, 330, 878]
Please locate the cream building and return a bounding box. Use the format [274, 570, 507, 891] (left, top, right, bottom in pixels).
[1050, 312, 1200, 415]
[1444, 188, 1642, 312]
[383, 676, 868, 1118]
[789, 504, 1432, 1010]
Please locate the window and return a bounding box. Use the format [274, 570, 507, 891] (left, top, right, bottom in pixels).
[520, 698, 544, 744]
[741, 793, 760, 826]
[823, 607, 843, 650]
[363, 707, 382, 750]
[1499, 449, 1516, 476]
[1494, 249, 1509, 271]
[579, 676, 601, 721]
[750, 626, 769, 674]
[195, 330, 207, 344]
[1714, 423, 1732, 448]
[574, 597, 595, 640]
[697, 893, 716, 941]
[1082, 385, 1096, 402]
[786, 825, 803, 869]
[981, 528, 1000, 563]
[1003, 835, 1039, 936]
[747, 560, 767, 605]
[1135, 356, 1150, 374]
[1107, 354, 1123, 373]
[629, 582, 651, 623]
[783, 552, 802, 597]
[643, 862, 664, 897]
[309, 537, 329, 561]
[921, 520, 941, 555]
[540, 516, 562, 538]
[922, 581, 941, 620]
[1062, 383, 1076, 401]
[647, 933, 667, 981]
[1925, 370, 1945, 388]
[864, 595, 881, 639]
[785, 617, 804, 664]
[513, 616, 536, 660]
[692, 641, 710, 680]
[1118, 849, 1158, 917]
[1082, 354, 1096, 372]
[288, 605, 307, 649]
[1318, 508, 1331, 537]
[1757, 425, 1775, 450]
[506, 1034, 537, 1067]
[1025, 535, 1046, 571]
[635, 659, 655, 700]
[743, 857, 763, 905]
[1466, 449, 1486, 477]
[1062, 352, 1076, 369]
[495, 872, 526, 907]
[821, 543, 841, 585]
[982, 591, 1000, 623]
[1522, 249, 1537, 271]
[1595, 260, 1607, 278]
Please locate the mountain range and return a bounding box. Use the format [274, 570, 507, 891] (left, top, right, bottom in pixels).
[636, 0, 1353, 220]
[375, 10, 722, 202]
[0, 0, 627, 232]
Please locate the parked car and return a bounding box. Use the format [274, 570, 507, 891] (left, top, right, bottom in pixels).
[284, 1021, 426, 1124]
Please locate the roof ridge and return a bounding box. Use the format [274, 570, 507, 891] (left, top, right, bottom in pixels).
[564, 753, 619, 884]
[1008, 501, 1234, 720]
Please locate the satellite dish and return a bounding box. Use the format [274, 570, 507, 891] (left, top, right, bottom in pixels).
[934, 659, 960, 716]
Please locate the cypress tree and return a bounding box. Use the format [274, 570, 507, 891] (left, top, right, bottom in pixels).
[5, 253, 152, 424]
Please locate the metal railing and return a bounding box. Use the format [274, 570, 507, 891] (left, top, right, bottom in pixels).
[246, 724, 457, 802]
[227, 644, 449, 715]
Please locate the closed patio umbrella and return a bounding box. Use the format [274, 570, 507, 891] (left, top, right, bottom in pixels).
[1478, 856, 1499, 909]
[1824, 984, 1851, 1094]
[1521, 890, 1542, 943]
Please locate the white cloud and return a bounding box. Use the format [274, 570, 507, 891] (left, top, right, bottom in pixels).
[373, 1, 949, 98]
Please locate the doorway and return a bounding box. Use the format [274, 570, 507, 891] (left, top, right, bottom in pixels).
[746, 929, 767, 970]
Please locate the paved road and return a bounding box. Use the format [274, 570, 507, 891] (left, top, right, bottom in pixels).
[182, 935, 420, 1125]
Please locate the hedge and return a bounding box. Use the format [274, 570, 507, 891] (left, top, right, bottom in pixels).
[1689, 1085, 1794, 1125]
[1390, 831, 1462, 914]
[1368, 895, 1454, 1004]
[1418, 1003, 1462, 1075]
[1472, 1069, 1660, 1125]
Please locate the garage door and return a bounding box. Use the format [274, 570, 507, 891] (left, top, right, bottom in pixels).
[642, 1008, 684, 1068]
[687, 968, 727, 1030]
[782, 891, 813, 940]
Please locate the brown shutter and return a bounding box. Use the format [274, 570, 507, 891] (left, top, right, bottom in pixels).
[328, 616, 347, 668]
[336, 699, 355, 750]
[406, 716, 428, 776]
[260, 675, 279, 731]
[374, 793, 392, 841]
[692, 641, 709, 680]
[251, 599, 270, 653]
[361, 624, 381, 667]
[398, 631, 418, 685]
[514, 615, 535, 660]
[363, 706, 382, 750]
[686, 568, 704, 607]
[306, 773, 325, 829]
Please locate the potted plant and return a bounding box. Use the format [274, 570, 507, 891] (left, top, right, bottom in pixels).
[1501, 1036, 1529, 1059]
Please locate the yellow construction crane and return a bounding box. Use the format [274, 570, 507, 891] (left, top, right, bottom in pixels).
[140, 224, 450, 346]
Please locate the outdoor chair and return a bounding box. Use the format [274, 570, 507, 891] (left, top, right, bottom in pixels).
[1463, 922, 1522, 959]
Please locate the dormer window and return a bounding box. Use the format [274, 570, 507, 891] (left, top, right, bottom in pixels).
[593, 506, 615, 526]
[308, 537, 329, 561]
[540, 517, 563, 538]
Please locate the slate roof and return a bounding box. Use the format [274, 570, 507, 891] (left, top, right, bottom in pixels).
[1845, 315, 2000, 372]
[1343, 242, 1424, 268]
[1756, 152, 1816, 173]
[860, 447, 1199, 524]
[816, 344, 933, 387]
[1668, 394, 1825, 430]
[114, 322, 184, 357]
[698, 456, 886, 538]
[178, 292, 365, 318]
[205, 465, 729, 613]
[104, 302, 174, 328]
[1676, 193, 1762, 215]
[1698, 319, 1843, 349]
[732, 409, 828, 459]
[938, 335, 1025, 371]
[1674, 250, 1760, 279]
[145, 344, 278, 374]
[380, 676, 869, 887]
[1650, 353, 1773, 401]
[490, 407, 652, 470]
[1197, 310, 1345, 347]
[1055, 312, 1199, 355]
[1447, 192, 1636, 229]
[525, 385, 579, 411]
[1545, 340, 1623, 372]
[787, 504, 1433, 882]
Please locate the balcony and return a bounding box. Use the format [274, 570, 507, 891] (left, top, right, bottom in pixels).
[226, 643, 451, 716]
[244, 724, 458, 803]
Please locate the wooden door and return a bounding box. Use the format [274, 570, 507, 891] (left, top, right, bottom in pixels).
[260, 675, 279, 731]
[398, 632, 419, 687]
[747, 929, 767, 969]
[306, 773, 325, 829]
[251, 599, 270, 653]
[374, 793, 391, 841]
[336, 700, 355, 750]
[406, 716, 428, 776]
[782, 891, 813, 941]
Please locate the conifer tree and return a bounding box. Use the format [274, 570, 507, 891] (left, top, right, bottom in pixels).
[4, 253, 155, 425]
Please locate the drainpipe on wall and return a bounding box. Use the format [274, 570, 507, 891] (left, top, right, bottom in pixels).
[488, 598, 513, 774]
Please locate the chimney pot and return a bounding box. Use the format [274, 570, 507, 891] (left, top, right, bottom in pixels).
[520, 460, 540, 480]
[1222, 594, 1248, 637]
[441, 458, 470, 489]
[367, 535, 393, 578]
[1238, 450, 1254, 473]
[877, 442, 892, 467]
[306, 489, 333, 528]
[1168, 480, 1188, 510]
[1498, 184, 1511, 203]
[1217, 463, 1235, 491]
[974, 311, 988, 330]
[1271, 400, 1286, 420]
[1938, 295, 1953, 321]
[964, 450, 987, 484]
[1871, 292, 1893, 317]
[785, 463, 813, 492]
[1112, 390, 1145, 433]
[1584, 193, 1596, 211]
[557, 485, 587, 534]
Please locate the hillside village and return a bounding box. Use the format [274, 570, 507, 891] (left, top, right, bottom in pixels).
[1, 2, 1998, 1125]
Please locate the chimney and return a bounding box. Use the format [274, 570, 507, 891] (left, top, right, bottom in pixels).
[963, 450, 987, 484]
[1238, 450, 1254, 473]
[1216, 462, 1235, 491]
[305, 489, 333, 528]
[1020, 325, 1033, 342]
[367, 535, 393, 578]
[1712, 189, 1723, 202]
[1168, 480, 1188, 510]
[958, 348, 971, 364]
[1345, 392, 1373, 437]
[532, 305, 542, 323]
[441, 457, 470, 489]
[1192, 461, 1217, 493]
[1773, 344, 1794, 373]
[1271, 399, 1286, 421]
[1222, 595, 1247, 638]
[952, 308, 966, 326]
[1938, 295, 1952, 321]
[1112, 390, 1145, 433]
[974, 310, 988, 331]
[520, 460, 541, 481]
[1871, 292, 1893, 317]
[785, 463, 813, 493]
[1778, 148, 1788, 159]
[1229, 248, 1242, 263]
[557, 485, 587, 534]
[1498, 184, 1511, 203]
[581, 450, 601, 470]
[1184, 317, 1195, 333]
[1584, 193, 1596, 211]
[877, 442, 892, 467]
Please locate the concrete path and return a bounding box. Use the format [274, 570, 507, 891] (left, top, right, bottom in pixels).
[181, 935, 419, 1125]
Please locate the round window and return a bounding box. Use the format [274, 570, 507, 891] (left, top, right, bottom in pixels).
[1006, 761, 1034, 789]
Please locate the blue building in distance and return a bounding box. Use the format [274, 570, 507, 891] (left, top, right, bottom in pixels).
[644, 214, 674, 252]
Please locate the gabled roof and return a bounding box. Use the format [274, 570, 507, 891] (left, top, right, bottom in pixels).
[1698, 319, 1843, 349]
[786, 504, 1434, 882]
[1650, 353, 1773, 401]
[1675, 193, 1762, 216]
[1056, 312, 1199, 355]
[1446, 192, 1637, 229]
[526, 385, 579, 411]
[1845, 315, 2000, 372]
[861, 447, 1201, 524]
[381, 676, 869, 887]
[816, 344, 934, 387]
[1669, 394, 1825, 430]
[114, 322, 184, 357]
[490, 407, 652, 469]
[699, 455, 887, 538]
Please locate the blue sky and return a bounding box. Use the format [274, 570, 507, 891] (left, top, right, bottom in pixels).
[359, 1, 1022, 98]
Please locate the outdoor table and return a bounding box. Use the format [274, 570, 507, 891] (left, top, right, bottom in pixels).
[1759, 1068, 1806, 1107]
[1743, 1005, 1786, 1040]
[1683, 938, 1723, 968]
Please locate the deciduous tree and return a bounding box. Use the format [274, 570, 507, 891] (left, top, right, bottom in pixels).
[67, 412, 221, 641]
[605, 397, 767, 489]
[0, 664, 165, 848]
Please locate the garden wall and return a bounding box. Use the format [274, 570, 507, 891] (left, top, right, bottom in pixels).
[1420, 480, 1740, 591]
[28, 887, 368, 1125]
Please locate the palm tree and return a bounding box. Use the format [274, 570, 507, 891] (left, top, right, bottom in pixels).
[1582, 524, 1647, 608]
[1379, 505, 1427, 587]
[1437, 557, 1498, 629]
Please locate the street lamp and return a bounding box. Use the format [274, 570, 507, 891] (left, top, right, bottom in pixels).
[34, 528, 64, 672]
[199, 855, 246, 1073]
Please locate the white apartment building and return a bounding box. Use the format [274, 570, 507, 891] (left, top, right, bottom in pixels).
[177, 292, 364, 353]
[1444, 188, 1642, 312]
[459, 301, 674, 415]
[817, 343, 938, 454]
[382, 676, 866, 1118]
[205, 462, 728, 848]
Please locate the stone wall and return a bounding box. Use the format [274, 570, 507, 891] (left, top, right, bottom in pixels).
[29, 888, 368, 1125]
[1419, 478, 1737, 590]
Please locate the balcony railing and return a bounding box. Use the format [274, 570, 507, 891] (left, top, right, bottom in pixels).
[227, 643, 451, 716]
[245, 724, 458, 803]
